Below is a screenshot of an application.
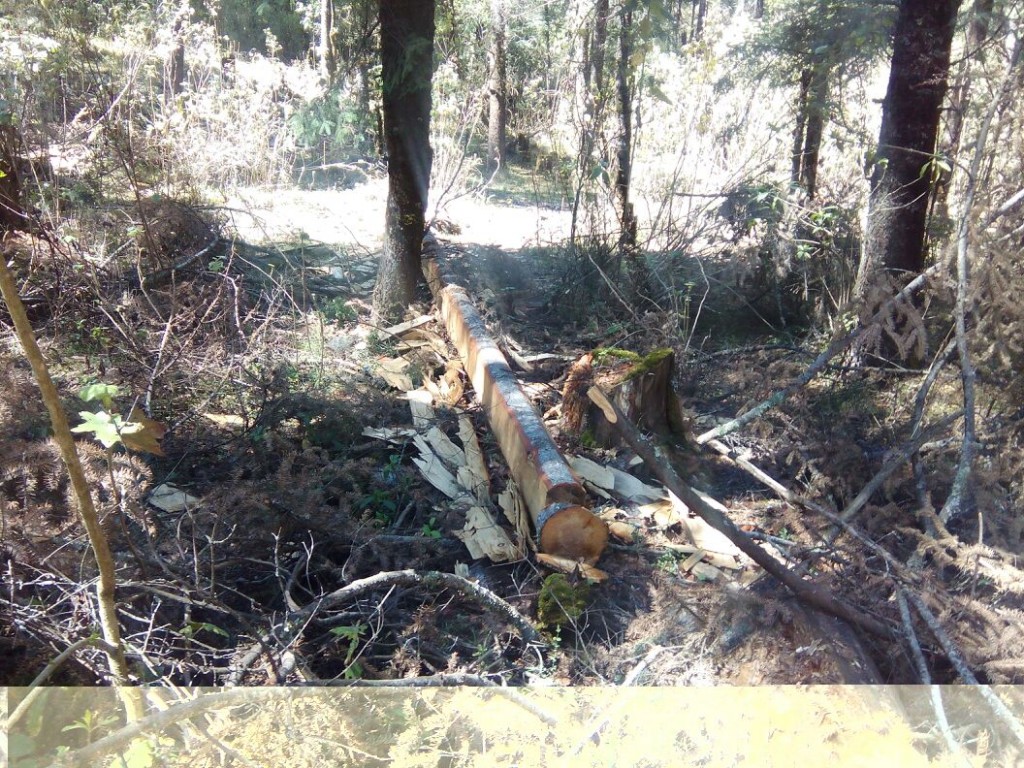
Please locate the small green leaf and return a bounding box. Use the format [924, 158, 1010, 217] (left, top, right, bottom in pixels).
[79, 383, 119, 410]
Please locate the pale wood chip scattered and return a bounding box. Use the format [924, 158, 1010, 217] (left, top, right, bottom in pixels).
[455, 505, 520, 562]
[148, 484, 201, 513]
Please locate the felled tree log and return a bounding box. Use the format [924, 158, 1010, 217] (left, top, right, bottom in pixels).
[423, 240, 608, 565]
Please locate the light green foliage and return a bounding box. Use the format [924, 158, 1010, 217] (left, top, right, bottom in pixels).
[330, 621, 367, 678]
[73, 384, 166, 455]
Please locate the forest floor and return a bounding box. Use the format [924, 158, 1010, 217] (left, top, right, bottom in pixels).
[4, 167, 1024, 766]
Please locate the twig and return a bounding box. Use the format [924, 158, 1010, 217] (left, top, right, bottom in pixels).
[0, 252, 140, 718]
[941, 38, 1023, 525]
[695, 265, 938, 445]
[904, 589, 1024, 749]
[590, 386, 896, 639]
[838, 412, 962, 525]
[896, 590, 967, 765]
[6, 636, 116, 730]
[299, 673, 560, 725]
[620, 644, 666, 686]
[229, 569, 545, 686]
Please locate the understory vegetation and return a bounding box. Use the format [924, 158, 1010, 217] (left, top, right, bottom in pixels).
[2, 0, 1024, 764]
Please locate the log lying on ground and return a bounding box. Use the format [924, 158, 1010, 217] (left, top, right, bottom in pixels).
[423, 237, 608, 564]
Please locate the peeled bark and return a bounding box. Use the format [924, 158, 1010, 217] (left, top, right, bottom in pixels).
[372, 0, 436, 325]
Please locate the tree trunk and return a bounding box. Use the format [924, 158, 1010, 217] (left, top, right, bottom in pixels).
[0, 123, 27, 233]
[372, 0, 436, 325]
[319, 0, 336, 82]
[615, 2, 647, 298]
[936, 0, 994, 210]
[486, 0, 508, 176]
[791, 62, 829, 201]
[799, 63, 828, 200]
[694, 0, 708, 42]
[856, 0, 962, 294]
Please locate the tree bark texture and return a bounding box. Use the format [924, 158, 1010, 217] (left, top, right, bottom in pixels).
[0, 123, 27, 233]
[486, 0, 508, 175]
[936, 0, 994, 209]
[857, 0, 962, 292]
[792, 63, 829, 200]
[319, 0, 336, 82]
[372, 0, 436, 325]
[615, 3, 648, 299]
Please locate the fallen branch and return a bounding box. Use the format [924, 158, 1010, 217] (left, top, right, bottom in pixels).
[904, 589, 1024, 750]
[695, 265, 938, 446]
[590, 386, 896, 639]
[228, 569, 544, 685]
[896, 590, 967, 765]
[838, 413, 962, 525]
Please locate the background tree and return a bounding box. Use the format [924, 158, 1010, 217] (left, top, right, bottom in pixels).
[372, 0, 436, 324]
[855, 0, 963, 296]
[486, 0, 508, 175]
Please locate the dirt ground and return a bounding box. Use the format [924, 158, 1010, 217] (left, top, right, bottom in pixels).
[4, 176, 1024, 766]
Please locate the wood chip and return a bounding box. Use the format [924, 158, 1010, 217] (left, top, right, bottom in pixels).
[405, 389, 434, 429]
[148, 484, 201, 512]
[458, 416, 490, 503]
[423, 426, 466, 469]
[382, 314, 434, 337]
[498, 480, 533, 551]
[607, 466, 664, 503]
[566, 454, 616, 491]
[535, 553, 608, 582]
[412, 447, 462, 500]
[455, 505, 519, 562]
[362, 426, 416, 442]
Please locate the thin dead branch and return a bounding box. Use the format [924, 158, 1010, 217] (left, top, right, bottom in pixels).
[696, 265, 938, 446]
[228, 569, 545, 685]
[897, 589, 967, 764]
[0, 250, 140, 718]
[904, 589, 1024, 750]
[941, 38, 1023, 525]
[590, 385, 897, 640]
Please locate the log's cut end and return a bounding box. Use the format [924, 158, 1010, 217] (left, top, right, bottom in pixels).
[537, 503, 609, 565]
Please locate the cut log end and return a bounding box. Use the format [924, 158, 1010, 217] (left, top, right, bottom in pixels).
[537, 503, 609, 565]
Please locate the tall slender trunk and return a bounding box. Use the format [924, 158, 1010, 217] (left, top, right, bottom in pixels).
[319, 0, 335, 82]
[936, 0, 994, 209]
[856, 0, 962, 295]
[615, 3, 648, 300]
[486, 0, 508, 175]
[372, 0, 436, 325]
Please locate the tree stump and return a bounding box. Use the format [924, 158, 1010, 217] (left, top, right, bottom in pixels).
[562, 348, 697, 470]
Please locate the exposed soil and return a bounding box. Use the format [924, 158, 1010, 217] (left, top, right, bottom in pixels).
[4, 176, 1024, 767]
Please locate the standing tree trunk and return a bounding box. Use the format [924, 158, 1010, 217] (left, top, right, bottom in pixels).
[486, 0, 508, 176]
[615, 2, 647, 299]
[791, 61, 829, 200]
[855, 0, 962, 295]
[693, 0, 708, 42]
[0, 123, 27, 233]
[936, 0, 994, 210]
[372, 0, 436, 325]
[319, 0, 336, 83]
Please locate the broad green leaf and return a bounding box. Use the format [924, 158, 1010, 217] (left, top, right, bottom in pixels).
[71, 411, 123, 448]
